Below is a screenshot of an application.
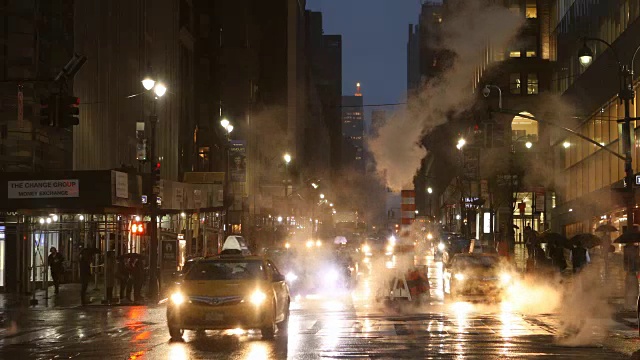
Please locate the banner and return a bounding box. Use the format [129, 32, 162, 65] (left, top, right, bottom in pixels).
[229, 140, 246, 183]
[8, 180, 79, 199]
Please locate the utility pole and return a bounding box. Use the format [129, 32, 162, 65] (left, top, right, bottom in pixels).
[147, 106, 159, 302]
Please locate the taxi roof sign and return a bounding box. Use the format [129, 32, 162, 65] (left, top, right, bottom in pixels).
[222, 236, 250, 255]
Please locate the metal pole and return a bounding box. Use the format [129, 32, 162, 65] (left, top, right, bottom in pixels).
[148, 103, 159, 302]
[29, 222, 38, 305]
[43, 223, 49, 300]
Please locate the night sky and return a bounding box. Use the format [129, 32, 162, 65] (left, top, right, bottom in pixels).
[306, 0, 422, 120]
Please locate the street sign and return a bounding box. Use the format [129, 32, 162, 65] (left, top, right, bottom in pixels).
[635, 174, 640, 186]
[141, 195, 148, 204]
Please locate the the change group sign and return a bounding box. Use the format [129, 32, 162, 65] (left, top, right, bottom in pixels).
[8, 180, 80, 199]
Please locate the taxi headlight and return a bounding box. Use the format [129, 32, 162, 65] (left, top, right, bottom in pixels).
[500, 273, 512, 284]
[454, 273, 465, 281]
[362, 245, 371, 253]
[437, 243, 445, 251]
[249, 290, 267, 306]
[170, 292, 185, 305]
[427, 233, 434, 240]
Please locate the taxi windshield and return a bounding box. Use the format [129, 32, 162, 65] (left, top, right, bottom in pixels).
[454, 256, 499, 269]
[185, 260, 265, 281]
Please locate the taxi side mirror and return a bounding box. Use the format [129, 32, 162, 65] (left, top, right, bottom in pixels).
[273, 274, 285, 282]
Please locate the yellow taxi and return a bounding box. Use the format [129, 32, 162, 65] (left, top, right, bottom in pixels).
[166, 253, 290, 340]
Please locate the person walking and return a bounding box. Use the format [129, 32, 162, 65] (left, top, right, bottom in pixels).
[78, 247, 93, 305]
[132, 258, 145, 303]
[570, 240, 590, 274]
[48, 247, 65, 294]
[104, 251, 116, 304]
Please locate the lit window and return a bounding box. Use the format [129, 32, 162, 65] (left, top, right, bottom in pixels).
[510, 73, 521, 95]
[527, 73, 539, 95]
[509, 51, 521, 58]
[526, 0, 537, 18]
[526, 51, 537, 57]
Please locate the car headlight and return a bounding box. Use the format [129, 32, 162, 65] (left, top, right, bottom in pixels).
[454, 273, 465, 281]
[170, 292, 185, 305]
[386, 245, 394, 253]
[363, 257, 370, 264]
[427, 233, 433, 240]
[249, 290, 267, 306]
[285, 272, 298, 282]
[500, 273, 512, 284]
[362, 245, 371, 253]
[437, 243, 445, 251]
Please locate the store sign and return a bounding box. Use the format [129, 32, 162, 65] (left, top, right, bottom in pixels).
[115, 171, 128, 199]
[8, 180, 79, 199]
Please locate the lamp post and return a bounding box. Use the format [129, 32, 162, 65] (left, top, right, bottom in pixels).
[427, 186, 433, 219]
[220, 119, 233, 236]
[580, 37, 640, 313]
[283, 153, 291, 225]
[141, 71, 167, 302]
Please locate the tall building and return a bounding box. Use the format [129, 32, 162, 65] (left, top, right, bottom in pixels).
[550, 2, 640, 238]
[371, 110, 387, 137]
[0, 1, 75, 173]
[342, 84, 365, 174]
[73, 0, 206, 182]
[407, 24, 421, 93]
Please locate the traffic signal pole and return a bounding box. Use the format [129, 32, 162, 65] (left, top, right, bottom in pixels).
[147, 108, 159, 302]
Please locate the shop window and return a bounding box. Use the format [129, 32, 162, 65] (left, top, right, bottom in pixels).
[526, 0, 537, 18]
[527, 73, 539, 95]
[510, 73, 521, 94]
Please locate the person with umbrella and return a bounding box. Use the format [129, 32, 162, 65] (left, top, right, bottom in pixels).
[570, 240, 590, 274]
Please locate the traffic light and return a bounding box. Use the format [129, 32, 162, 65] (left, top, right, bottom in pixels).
[152, 162, 161, 186]
[57, 95, 80, 127]
[39, 96, 57, 127]
[130, 221, 146, 235]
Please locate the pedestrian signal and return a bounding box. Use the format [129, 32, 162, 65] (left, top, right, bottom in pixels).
[130, 221, 146, 235]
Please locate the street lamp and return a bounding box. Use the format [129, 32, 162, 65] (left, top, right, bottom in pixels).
[220, 118, 230, 129]
[319, 193, 325, 199]
[427, 187, 433, 194]
[283, 153, 291, 164]
[563, 141, 571, 149]
[139, 70, 167, 303]
[525, 141, 533, 149]
[456, 138, 466, 150]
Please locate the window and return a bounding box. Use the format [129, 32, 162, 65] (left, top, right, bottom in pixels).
[526, 0, 537, 18]
[526, 51, 537, 57]
[527, 73, 539, 95]
[509, 51, 521, 58]
[510, 73, 521, 94]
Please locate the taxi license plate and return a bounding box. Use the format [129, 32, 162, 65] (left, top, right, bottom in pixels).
[205, 313, 224, 322]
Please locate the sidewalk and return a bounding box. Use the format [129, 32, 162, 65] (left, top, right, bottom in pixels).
[0, 283, 159, 310]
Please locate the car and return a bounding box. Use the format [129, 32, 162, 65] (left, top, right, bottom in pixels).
[166, 253, 290, 340]
[443, 253, 514, 300]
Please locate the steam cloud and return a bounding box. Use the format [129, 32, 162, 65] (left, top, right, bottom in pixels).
[369, 0, 525, 191]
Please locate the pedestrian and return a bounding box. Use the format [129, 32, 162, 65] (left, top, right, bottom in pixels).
[104, 251, 116, 304]
[524, 223, 533, 255]
[570, 240, 590, 273]
[116, 256, 130, 303]
[132, 258, 145, 303]
[78, 247, 93, 305]
[550, 243, 567, 273]
[48, 247, 65, 294]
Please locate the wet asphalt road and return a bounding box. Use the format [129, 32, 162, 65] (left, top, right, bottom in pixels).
[0, 256, 636, 359]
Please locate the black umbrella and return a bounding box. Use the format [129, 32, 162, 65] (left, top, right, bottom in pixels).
[512, 224, 520, 229]
[569, 233, 601, 249]
[80, 247, 101, 256]
[613, 232, 640, 244]
[595, 224, 618, 233]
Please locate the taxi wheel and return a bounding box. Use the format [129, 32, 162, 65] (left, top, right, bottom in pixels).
[277, 300, 290, 333]
[261, 306, 277, 340]
[169, 326, 184, 340]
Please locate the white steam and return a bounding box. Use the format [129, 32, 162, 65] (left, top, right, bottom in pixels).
[369, 1, 525, 191]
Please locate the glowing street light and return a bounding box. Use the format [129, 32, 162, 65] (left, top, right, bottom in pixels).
[39, 218, 45, 225]
[141, 77, 155, 91]
[456, 138, 466, 150]
[329, 203, 334, 207]
[563, 141, 571, 148]
[46, 218, 52, 224]
[153, 82, 167, 97]
[283, 153, 292, 164]
[525, 141, 533, 149]
[220, 118, 230, 129]
[427, 187, 433, 194]
[319, 193, 325, 199]
[311, 182, 319, 189]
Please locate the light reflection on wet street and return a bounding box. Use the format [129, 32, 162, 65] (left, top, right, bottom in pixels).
[0, 256, 633, 359]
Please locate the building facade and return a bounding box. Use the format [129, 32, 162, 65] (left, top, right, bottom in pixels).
[550, 1, 640, 239]
[342, 87, 365, 174]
